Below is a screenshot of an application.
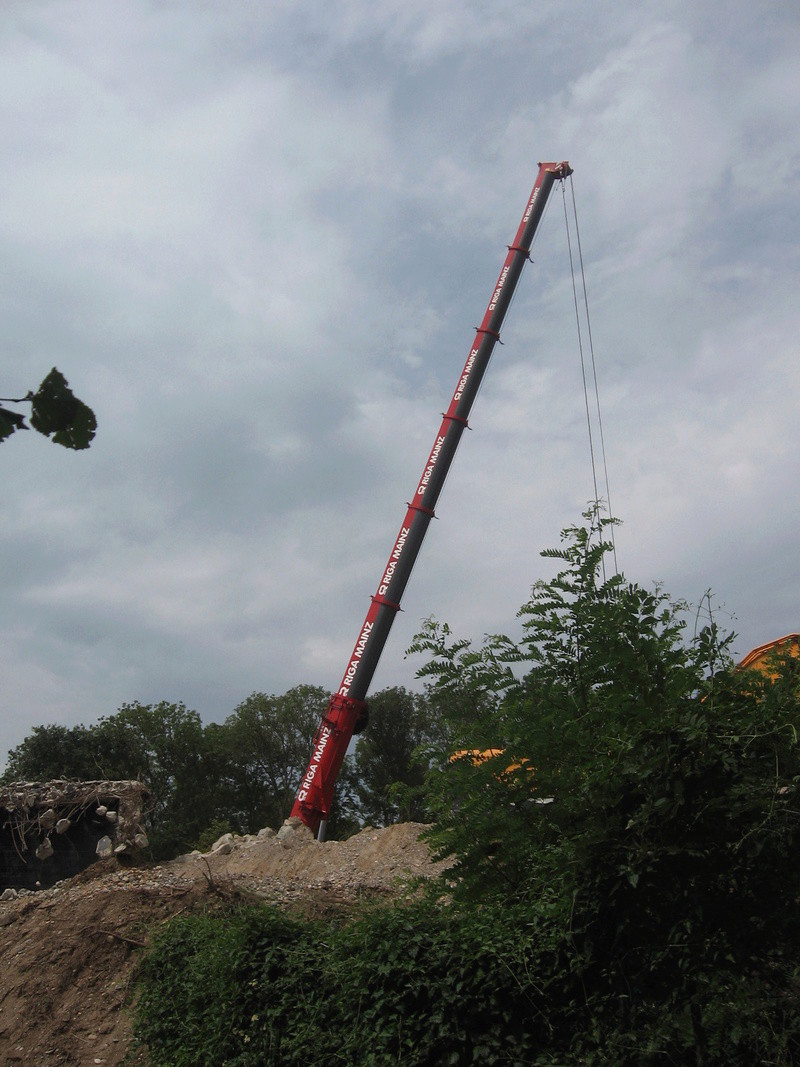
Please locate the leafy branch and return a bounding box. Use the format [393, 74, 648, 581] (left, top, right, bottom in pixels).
[0, 367, 97, 449]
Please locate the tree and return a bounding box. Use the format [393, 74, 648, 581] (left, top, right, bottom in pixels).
[1, 723, 103, 783]
[219, 685, 337, 832]
[0, 367, 96, 449]
[2, 702, 220, 859]
[411, 507, 800, 1062]
[353, 687, 450, 826]
[93, 701, 218, 857]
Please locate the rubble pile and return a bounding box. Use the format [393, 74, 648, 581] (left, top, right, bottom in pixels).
[0, 780, 151, 891]
[0, 820, 448, 1064]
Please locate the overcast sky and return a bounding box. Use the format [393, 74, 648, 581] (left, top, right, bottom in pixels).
[2, 1, 798, 767]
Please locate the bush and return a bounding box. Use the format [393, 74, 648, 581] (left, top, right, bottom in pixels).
[135, 899, 559, 1066]
[135, 509, 800, 1065]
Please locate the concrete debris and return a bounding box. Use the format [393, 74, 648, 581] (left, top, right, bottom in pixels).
[1, 780, 152, 892]
[277, 816, 313, 848]
[35, 838, 54, 861]
[96, 837, 114, 859]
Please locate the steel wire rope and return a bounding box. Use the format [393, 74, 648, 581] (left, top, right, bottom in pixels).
[570, 175, 618, 574]
[561, 181, 617, 581]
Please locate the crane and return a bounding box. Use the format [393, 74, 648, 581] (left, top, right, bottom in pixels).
[291, 161, 573, 838]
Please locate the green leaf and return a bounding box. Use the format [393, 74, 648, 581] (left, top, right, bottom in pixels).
[0, 405, 28, 442]
[29, 367, 97, 449]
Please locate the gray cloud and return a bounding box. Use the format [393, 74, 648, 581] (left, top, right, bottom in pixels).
[2, 2, 798, 765]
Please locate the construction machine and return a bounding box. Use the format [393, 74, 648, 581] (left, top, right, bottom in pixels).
[291, 162, 573, 838]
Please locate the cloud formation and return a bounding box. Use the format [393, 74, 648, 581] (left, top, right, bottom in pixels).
[2, 2, 798, 764]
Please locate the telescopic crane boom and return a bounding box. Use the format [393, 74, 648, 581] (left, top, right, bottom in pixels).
[291, 161, 573, 837]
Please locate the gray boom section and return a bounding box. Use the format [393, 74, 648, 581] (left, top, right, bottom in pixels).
[344, 162, 569, 702]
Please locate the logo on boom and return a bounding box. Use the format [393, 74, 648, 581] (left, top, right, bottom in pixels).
[339, 620, 374, 695]
[417, 436, 446, 497]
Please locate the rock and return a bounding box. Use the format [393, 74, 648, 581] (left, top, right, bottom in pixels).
[257, 827, 276, 839]
[105, 811, 118, 825]
[96, 836, 113, 859]
[277, 817, 314, 847]
[211, 832, 234, 852]
[114, 844, 128, 854]
[55, 818, 71, 834]
[1, 887, 18, 901]
[36, 838, 54, 860]
[95, 805, 108, 816]
[39, 809, 56, 830]
[133, 832, 149, 849]
[213, 841, 233, 855]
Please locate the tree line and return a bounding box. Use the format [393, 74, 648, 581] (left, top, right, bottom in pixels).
[0, 683, 448, 858]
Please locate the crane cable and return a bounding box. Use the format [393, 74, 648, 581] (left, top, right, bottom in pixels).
[562, 176, 619, 577]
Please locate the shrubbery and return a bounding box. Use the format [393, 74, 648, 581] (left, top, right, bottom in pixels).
[135, 900, 559, 1066]
[133, 510, 800, 1061]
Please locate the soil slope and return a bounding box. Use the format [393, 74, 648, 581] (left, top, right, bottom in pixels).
[0, 821, 447, 1066]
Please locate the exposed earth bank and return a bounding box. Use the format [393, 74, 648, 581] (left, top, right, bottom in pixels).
[0, 821, 448, 1066]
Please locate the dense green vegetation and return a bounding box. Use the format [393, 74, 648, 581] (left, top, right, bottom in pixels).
[131, 510, 800, 1065]
[1, 686, 447, 856]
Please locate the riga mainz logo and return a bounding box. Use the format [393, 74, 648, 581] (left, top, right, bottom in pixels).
[339, 619, 374, 695]
[488, 264, 510, 312]
[417, 435, 446, 495]
[522, 185, 541, 225]
[454, 351, 478, 402]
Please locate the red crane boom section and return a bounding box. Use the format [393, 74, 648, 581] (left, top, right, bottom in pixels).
[291, 161, 572, 836]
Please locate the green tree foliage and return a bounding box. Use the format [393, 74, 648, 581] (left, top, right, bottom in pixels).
[1, 723, 103, 782]
[1, 702, 220, 859]
[136, 899, 558, 1067]
[353, 686, 449, 826]
[129, 508, 800, 1063]
[218, 685, 331, 831]
[409, 507, 800, 1061]
[0, 368, 96, 448]
[93, 701, 218, 858]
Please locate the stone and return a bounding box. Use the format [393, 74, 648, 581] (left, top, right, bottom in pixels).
[55, 818, 71, 834]
[213, 841, 233, 855]
[39, 808, 56, 830]
[36, 838, 54, 860]
[96, 836, 113, 859]
[277, 817, 313, 847]
[105, 811, 118, 825]
[1, 887, 18, 901]
[211, 832, 234, 852]
[257, 827, 276, 839]
[95, 805, 108, 816]
[133, 832, 149, 849]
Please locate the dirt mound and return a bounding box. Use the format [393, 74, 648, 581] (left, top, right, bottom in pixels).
[0, 822, 448, 1066]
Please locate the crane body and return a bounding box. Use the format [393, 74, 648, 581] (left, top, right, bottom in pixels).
[291, 161, 573, 837]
